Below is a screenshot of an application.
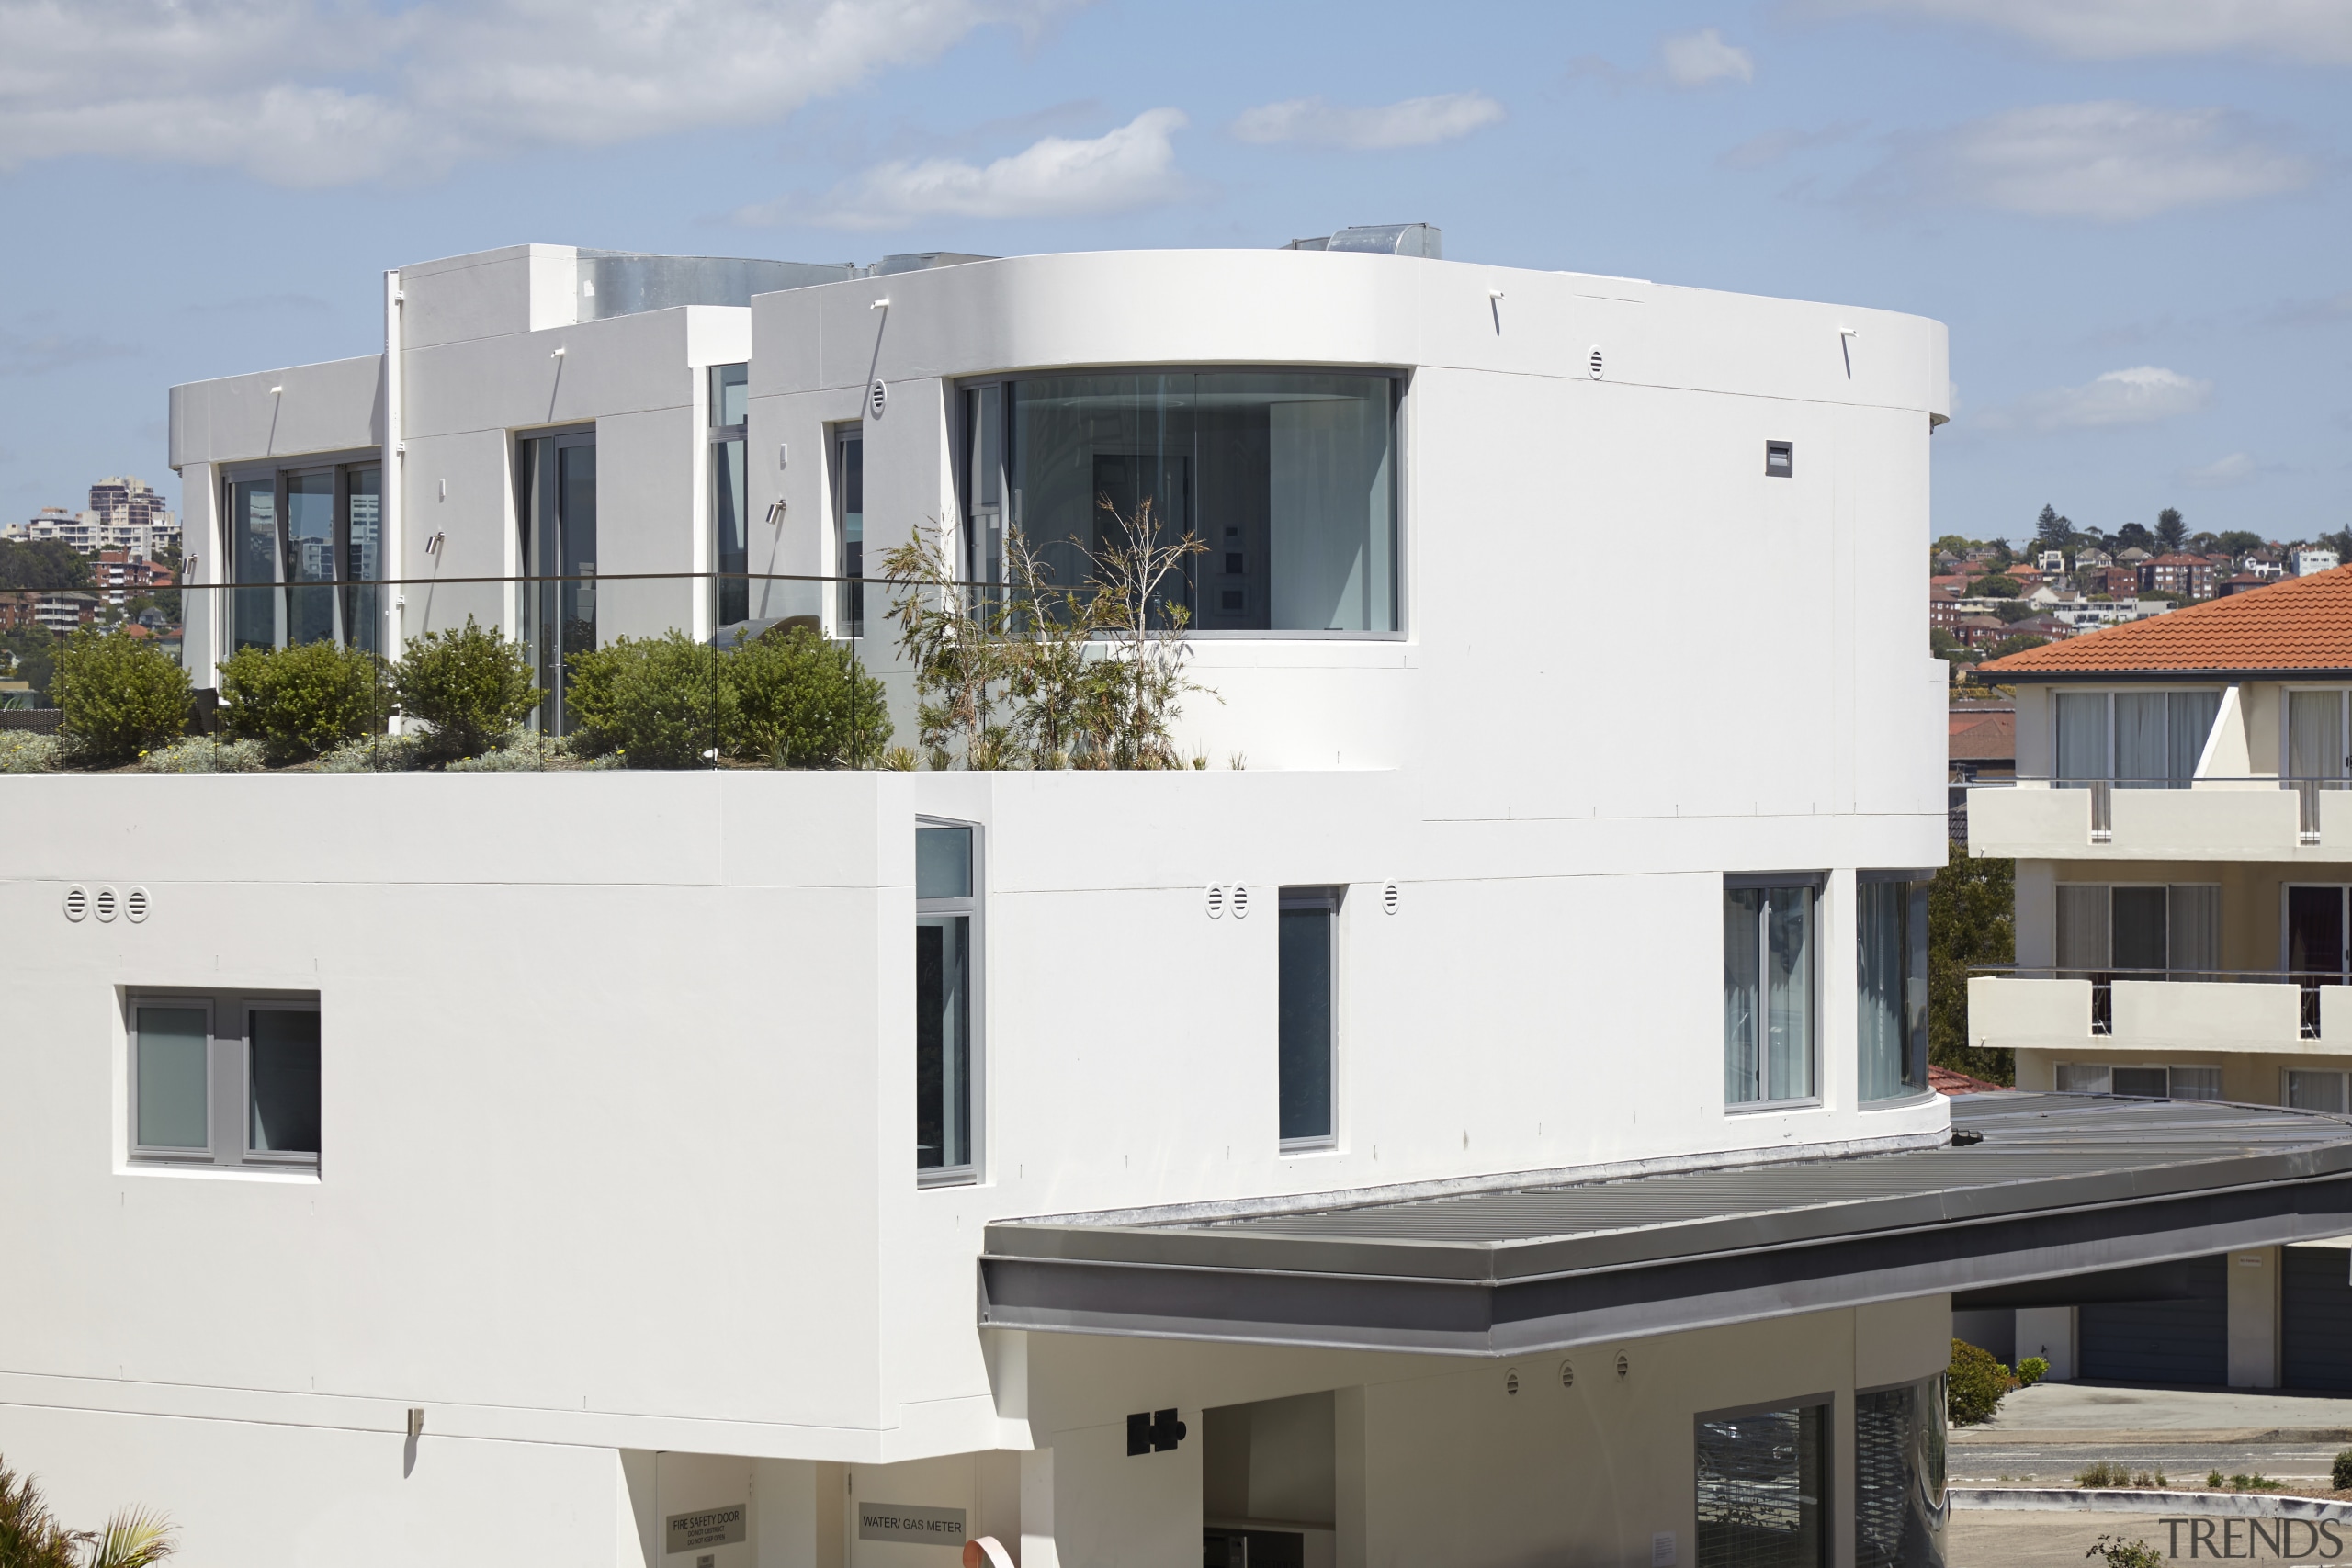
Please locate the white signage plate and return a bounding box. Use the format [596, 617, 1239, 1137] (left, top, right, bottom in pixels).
[858, 1503, 967, 1547]
[666, 1504, 747, 1555]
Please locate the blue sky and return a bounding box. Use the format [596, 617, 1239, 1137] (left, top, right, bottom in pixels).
[2, 0, 2346, 546]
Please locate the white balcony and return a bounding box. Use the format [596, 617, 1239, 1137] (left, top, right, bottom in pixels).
[1964, 783, 2352, 863]
[1969, 974, 2352, 1055]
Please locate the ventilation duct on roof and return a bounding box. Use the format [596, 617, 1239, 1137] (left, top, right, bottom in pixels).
[1283, 224, 1442, 259]
[869, 252, 997, 276]
[574, 251, 855, 320]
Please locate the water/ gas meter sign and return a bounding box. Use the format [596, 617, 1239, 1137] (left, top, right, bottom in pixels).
[665, 1504, 747, 1555]
[858, 1503, 967, 1547]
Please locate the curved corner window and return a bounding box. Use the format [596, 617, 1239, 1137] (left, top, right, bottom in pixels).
[1724, 876, 1821, 1107]
[961, 370, 1398, 636]
[1857, 873, 1930, 1102]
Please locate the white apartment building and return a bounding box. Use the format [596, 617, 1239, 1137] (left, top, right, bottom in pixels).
[1965, 576, 2352, 1388]
[7, 238, 2352, 1568]
[6, 477, 181, 559]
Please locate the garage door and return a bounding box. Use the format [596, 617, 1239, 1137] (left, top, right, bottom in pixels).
[2284, 1246, 2352, 1390]
[2079, 1255, 2227, 1385]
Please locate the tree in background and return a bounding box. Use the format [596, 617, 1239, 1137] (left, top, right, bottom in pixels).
[1929, 856, 2014, 1084]
[2320, 527, 2352, 562]
[1983, 633, 2048, 660]
[2114, 522, 2154, 552]
[2155, 507, 2187, 553]
[1973, 574, 2020, 598]
[2214, 529, 2263, 557]
[2033, 503, 2073, 549]
[0, 539, 91, 592]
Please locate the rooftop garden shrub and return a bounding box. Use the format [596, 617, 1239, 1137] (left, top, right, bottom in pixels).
[392, 617, 541, 762]
[566, 632, 733, 769]
[1947, 1337, 2011, 1426]
[220, 641, 389, 765]
[54, 628, 191, 767]
[729, 625, 891, 768]
[2017, 1355, 2048, 1387]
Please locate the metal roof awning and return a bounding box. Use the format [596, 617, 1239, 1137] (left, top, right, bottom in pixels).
[980, 1095, 2352, 1357]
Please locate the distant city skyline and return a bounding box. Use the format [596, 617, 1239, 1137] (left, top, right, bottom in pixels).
[1, 1, 2346, 540]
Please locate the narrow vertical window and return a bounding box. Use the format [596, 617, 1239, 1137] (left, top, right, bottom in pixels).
[344, 466, 383, 658]
[248, 1006, 322, 1157]
[964, 385, 1004, 592]
[1853, 1377, 1945, 1568]
[2053, 691, 2108, 786]
[230, 478, 277, 651]
[1858, 875, 1929, 1102]
[1696, 1402, 1827, 1568]
[916, 820, 978, 1180]
[1278, 889, 1338, 1146]
[518, 429, 596, 733]
[1724, 879, 1819, 1106]
[709, 363, 750, 631]
[284, 468, 337, 647]
[836, 430, 865, 638]
[2290, 691, 2348, 786]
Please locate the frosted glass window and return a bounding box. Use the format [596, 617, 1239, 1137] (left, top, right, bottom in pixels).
[2056, 1063, 2111, 1094]
[917, 826, 972, 899]
[1726, 882, 1817, 1106]
[134, 1006, 209, 1150]
[2169, 1066, 2222, 1101]
[992, 371, 1397, 634]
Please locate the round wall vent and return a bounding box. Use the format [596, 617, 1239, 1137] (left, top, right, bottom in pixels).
[1615, 1351, 1630, 1381]
[94, 886, 119, 922]
[1382, 881, 1401, 915]
[1560, 1360, 1576, 1389]
[1504, 1369, 1520, 1397]
[1230, 885, 1251, 919]
[126, 886, 151, 923]
[62, 885, 88, 922]
[1204, 885, 1226, 919]
[1589, 346, 1604, 380]
[868, 379, 888, 418]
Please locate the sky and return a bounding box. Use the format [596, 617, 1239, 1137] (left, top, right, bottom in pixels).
[1, 0, 2346, 547]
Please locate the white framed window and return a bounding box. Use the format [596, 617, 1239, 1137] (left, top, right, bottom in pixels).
[916, 818, 979, 1184]
[1724, 874, 1823, 1108]
[2287, 1069, 2350, 1114]
[1857, 872, 1930, 1102]
[708, 362, 750, 635]
[2054, 1063, 2221, 1100]
[832, 423, 865, 639]
[130, 992, 321, 1171]
[1278, 887, 1340, 1150]
[2052, 688, 2223, 787]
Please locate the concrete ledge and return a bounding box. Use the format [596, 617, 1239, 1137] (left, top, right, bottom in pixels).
[1954, 1488, 2352, 1520]
[1953, 1426, 2352, 1446]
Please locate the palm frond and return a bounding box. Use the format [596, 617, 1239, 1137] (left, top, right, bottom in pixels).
[83, 1506, 176, 1568]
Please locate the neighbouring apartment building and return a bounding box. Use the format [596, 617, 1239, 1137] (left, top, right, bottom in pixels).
[1963, 573, 2352, 1388]
[9, 237, 2352, 1568]
[6, 477, 181, 559]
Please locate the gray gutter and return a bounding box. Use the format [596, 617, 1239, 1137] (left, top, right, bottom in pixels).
[979, 1097, 2352, 1356]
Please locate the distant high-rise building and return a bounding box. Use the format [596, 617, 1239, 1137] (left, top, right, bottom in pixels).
[1, 477, 178, 558]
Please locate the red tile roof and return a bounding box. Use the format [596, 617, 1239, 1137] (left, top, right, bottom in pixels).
[1976, 565, 2352, 677]
[1931, 1066, 2003, 1095]
[1949, 708, 2015, 762]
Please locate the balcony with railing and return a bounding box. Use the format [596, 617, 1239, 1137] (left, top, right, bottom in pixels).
[1968, 965, 2352, 1056]
[1964, 778, 2352, 861]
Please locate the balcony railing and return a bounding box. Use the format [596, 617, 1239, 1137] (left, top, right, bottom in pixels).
[0, 569, 1245, 775]
[1972, 964, 2350, 1044]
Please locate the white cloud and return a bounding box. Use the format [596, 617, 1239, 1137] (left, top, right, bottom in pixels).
[1658, 28, 1756, 86]
[2005, 366, 2214, 431]
[2181, 451, 2258, 487]
[753, 107, 1190, 230]
[1228, 91, 1505, 151]
[1814, 0, 2352, 63]
[0, 0, 1077, 186]
[1870, 101, 2312, 222]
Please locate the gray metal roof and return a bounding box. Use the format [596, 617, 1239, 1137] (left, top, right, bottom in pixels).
[979, 1095, 2352, 1356]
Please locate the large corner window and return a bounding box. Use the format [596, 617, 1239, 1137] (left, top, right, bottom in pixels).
[130, 993, 320, 1171]
[1854, 1377, 1946, 1568]
[2053, 688, 2222, 787]
[517, 427, 596, 733]
[1724, 876, 1821, 1108]
[916, 819, 978, 1182]
[2055, 883, 2221, 979]
[1696, 1400, 1827, 1568]
[223, 462, 385, 656]
[960, 371, 1398, 635]
[709, 363, 750, 634]
[1857, 873, 1929, 1102]
[1278, 887, 1339, 1148]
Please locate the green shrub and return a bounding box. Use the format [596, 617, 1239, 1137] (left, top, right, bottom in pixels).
[565, 632, 733, 769]
[220, 641, 388, 763]
[2335, 1447, 2352, 1489]
[54, 628, 190, 766]
[729, 625, 891, 767]
[0, 732, 59, 773]
[1947, 1338, 2011, 1426]
[2075, 1460, 2120, 1487]
[393, 616, 541, 761]
[2018, 1355, 2049, 1387]
[2087, 1534, 2165, 1567]
[141, 737, 263, 773]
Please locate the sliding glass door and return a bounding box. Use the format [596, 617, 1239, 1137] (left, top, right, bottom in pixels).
[223, 462, 384, 657]
[518, 428, 597, 732]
